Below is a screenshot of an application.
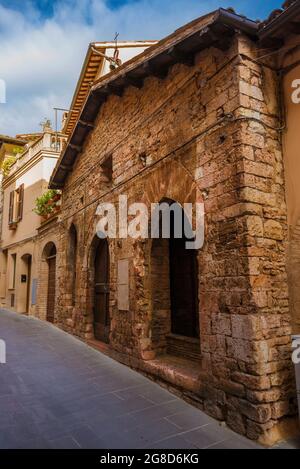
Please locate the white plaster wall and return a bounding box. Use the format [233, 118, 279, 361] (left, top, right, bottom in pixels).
[2, 155, 58, 248]
[101, 46, 150, 76]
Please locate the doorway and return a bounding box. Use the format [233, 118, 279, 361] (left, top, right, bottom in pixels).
[150, 200, 200, 359]
[43, 243, 57, 323]
[93, 239, 110, 343]
[169, 233, 199, 338]
[20, 254, 32, 314]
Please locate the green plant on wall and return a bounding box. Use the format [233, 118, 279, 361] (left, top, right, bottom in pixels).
[34, 189, 61, 217]
[1, 156, 17, 177]
[12, 146, 24, 156]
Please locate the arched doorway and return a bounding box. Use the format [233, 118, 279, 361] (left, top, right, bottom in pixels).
[92, 238, 110, 343]
[169, 224, 199, 339]
[151, 200, 199, 359]
[42, 242, 57, 323]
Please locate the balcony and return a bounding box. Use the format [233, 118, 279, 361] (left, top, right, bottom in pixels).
[7, 132, 66, 179]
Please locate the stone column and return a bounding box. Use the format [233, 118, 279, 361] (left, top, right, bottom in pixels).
[215, 34, 295, 442]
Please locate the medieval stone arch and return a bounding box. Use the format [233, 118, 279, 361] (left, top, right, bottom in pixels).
[138, 161, 203, 360]
[86, 234, 111, 343]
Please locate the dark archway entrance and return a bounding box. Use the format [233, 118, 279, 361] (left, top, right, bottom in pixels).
[169, 232, 199, 339]
[43, 242, 57, 323]
[93, 238, 110, 343]
[151, 200, 200, 359]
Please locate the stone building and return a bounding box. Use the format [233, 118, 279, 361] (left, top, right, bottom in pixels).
[0, 42, 154, 321]
[32, 41, 156, 322]
[47, 3, 300, 444]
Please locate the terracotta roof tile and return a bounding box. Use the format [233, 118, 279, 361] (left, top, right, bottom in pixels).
[260, 0, 298, 28]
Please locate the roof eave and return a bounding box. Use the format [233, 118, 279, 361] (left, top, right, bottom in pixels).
[0, 136, 27, 146]
[259, 1, 300, 42]
[216, 8, 259, 35]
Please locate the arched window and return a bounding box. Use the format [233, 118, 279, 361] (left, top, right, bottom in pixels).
[68, 224, 78, 306]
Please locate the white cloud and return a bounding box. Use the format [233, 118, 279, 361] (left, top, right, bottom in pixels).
[0, 0, 275, 136]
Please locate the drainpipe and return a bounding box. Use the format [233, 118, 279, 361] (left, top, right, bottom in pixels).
[292, 335, 300, 422]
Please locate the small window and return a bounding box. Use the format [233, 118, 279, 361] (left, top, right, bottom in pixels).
[17, 184, 24, 221]
[8, 191, 14, 225]
[101, 154, 113, 181]
[8, 184, 24, 226]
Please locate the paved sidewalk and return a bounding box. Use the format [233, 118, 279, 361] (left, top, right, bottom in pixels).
[0, 309, 298, 449]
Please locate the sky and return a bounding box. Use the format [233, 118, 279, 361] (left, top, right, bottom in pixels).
[0, 0, 282, 136]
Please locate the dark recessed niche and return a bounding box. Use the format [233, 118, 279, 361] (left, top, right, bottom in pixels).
[101, 154, 113, 181]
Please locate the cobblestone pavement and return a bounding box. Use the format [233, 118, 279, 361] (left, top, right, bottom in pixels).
[0, 309, 298, 449]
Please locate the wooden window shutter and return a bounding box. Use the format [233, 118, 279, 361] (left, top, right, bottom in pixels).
[17, 184, 24, 221]
[8, 191, 14, 224]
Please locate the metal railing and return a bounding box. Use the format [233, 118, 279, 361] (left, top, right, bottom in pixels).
[7, 133, 66, 178]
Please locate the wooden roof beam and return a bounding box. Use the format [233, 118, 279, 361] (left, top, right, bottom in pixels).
[104, 83, 124, 97]
[122, 73, 144, 89]
[167, 46, 195, 66]
[69, 143, 82, 152]
[142, 61, 169, 79]
[60, 164, 73, 172]
[289, 21, 300, 34]
[78, 120, 95, 129]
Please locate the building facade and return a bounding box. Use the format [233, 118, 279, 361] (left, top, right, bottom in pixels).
[0, 136, 27, 247]
[48, 4, 300, 444]
[0, 128, 66, 314]
[1, 2, 299, 446]
[0, 42, 154, 320]
[0, 135, 27, 302]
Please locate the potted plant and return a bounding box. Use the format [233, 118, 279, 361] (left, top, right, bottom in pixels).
[52, 193, 61, 203]
[34, 190, 61, 220]
[1, 156, 17, 177]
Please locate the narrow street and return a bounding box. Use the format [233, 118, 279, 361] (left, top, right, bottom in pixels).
[0, 309, 297, 450]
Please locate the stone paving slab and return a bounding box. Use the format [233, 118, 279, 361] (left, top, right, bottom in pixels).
[0, 309, 298, 449]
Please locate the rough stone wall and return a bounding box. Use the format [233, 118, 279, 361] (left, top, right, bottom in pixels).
[54, 34, 296, 443]
[196, 35, 296, 441]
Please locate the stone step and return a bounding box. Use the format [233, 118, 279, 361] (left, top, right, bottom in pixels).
[167, 334, 201, 362]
